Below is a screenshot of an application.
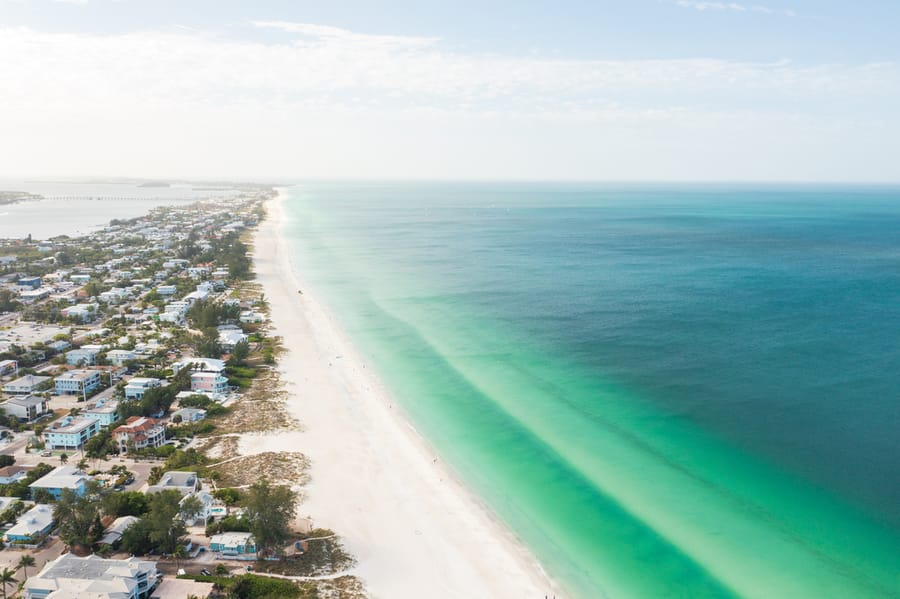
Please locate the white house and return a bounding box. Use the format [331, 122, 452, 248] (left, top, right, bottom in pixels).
[123, 377, 161, 400]
[218, 329, 248, 351]
[171, 358, 226, 375]
[3, 374, 51, 396]
[61, 303, 98, 323]
[22, 553, 160, 599]
[171, 407, 206, 423]
[65, 348, 100, 366]
[106, 349, 137, 366]
[55, 369, 102, 396]
[2, 395, 51, 422]
[156, 284, 178, 296]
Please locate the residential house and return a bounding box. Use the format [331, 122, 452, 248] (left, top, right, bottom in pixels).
[170, 407, 206, 423]
[28, 466, 89, 498]
[55, 369, 102, 396]
[146, 471, 198, 496]
[156, 285, 177, 296]
[69, 273, 91, 285]
[44, 417, 100, 450]
[98, 515, 140, 547]
[22, 553, 160, 599]
[218, 328, 247, 351]
[180, 490, 215, 526]
[106, 349, 137, 366]
[124, 377, 161, 401]
[61, 303, 98, 323]
[113, 416, 166, 452]
[171, 358, 225, 375]
[47, 340, 72, 353]
[82, 399, 120, 427]
[190, 372, 229, 395]
[2, 374, 51, 396]
[4, 504, 54, 543]
[209, 531, 256, 556]
[0, 359, 17, 376]
[239, 310, 265, 324]
[65, 347, 100, 366]
[2, 395, 51, 422]
[0, 466, 33, 485]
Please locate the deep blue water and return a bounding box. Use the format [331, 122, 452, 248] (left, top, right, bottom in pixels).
[284, 183, 900, 598]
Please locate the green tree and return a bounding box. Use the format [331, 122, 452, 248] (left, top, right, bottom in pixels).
[145, 490, 187, 555]
[230, 339, 250, 365]
[54, 483, 104, 550]
[0, 567, 15, 599]
[0, 455, 14, 468]
[195, 327, 221, 359]
[243, 478, 298, 558]
[172, 544, 188, 571]
[16, 554, 35, 579]
[59, 452, 68, 465]
[101, 491, 149, 518]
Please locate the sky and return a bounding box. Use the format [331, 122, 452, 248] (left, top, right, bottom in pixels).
[1, 0, 899, 182]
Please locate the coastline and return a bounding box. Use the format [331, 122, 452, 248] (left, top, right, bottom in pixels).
[253, 189, 563, 598]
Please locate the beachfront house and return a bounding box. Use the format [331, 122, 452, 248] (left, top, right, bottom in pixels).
[124, 377, 161, 400]
[2, 395, 51, 422]
[113, 416, 166, 452]
[190, 371, 229, 395]
[22, 553, 160, 599]
[146, 471, 198, 496]
[55, 369, 102, 396]
[218, 328, 248, 351]
[209, 531, 256, 556]
[29, 466, 89, 498]
[44, 417, 100, 451]
[171, 357, 226, 375]
[4, 504, 55, 544]
[171, 407, 206, 423]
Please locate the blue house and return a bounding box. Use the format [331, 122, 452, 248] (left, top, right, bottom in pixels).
[210, 532, 256, 555]
[17, 276, 41, 289]
[29, 466, 89, 499]
[4, 504, 54, 543]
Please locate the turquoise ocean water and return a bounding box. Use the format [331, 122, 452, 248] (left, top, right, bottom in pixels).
[281, 183, 900, 598]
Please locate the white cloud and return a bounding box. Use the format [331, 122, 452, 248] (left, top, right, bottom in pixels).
[0, 23, 896, 180]
[675, 1, 794, 16]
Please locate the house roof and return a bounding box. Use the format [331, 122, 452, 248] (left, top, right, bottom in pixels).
[5, 503, 54, 538]
[29, 466, 88, 490]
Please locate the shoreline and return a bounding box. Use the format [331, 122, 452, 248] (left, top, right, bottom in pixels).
[253, 188, 563, 598]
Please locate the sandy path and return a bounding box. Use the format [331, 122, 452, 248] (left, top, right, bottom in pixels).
[251, 190, 562, 598]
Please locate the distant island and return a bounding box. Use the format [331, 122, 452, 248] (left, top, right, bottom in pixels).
[137, 182, 171, 188]
[0, 191, 42, 205]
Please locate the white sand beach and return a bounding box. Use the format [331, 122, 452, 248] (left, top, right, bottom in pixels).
[252, 191, 562, 598]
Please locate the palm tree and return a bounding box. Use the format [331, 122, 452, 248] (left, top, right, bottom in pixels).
[172, 545, 188, 572]
[16, 554, 35, 580]
[59, 452, 68, 465]
[0, 567, 16, 599]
